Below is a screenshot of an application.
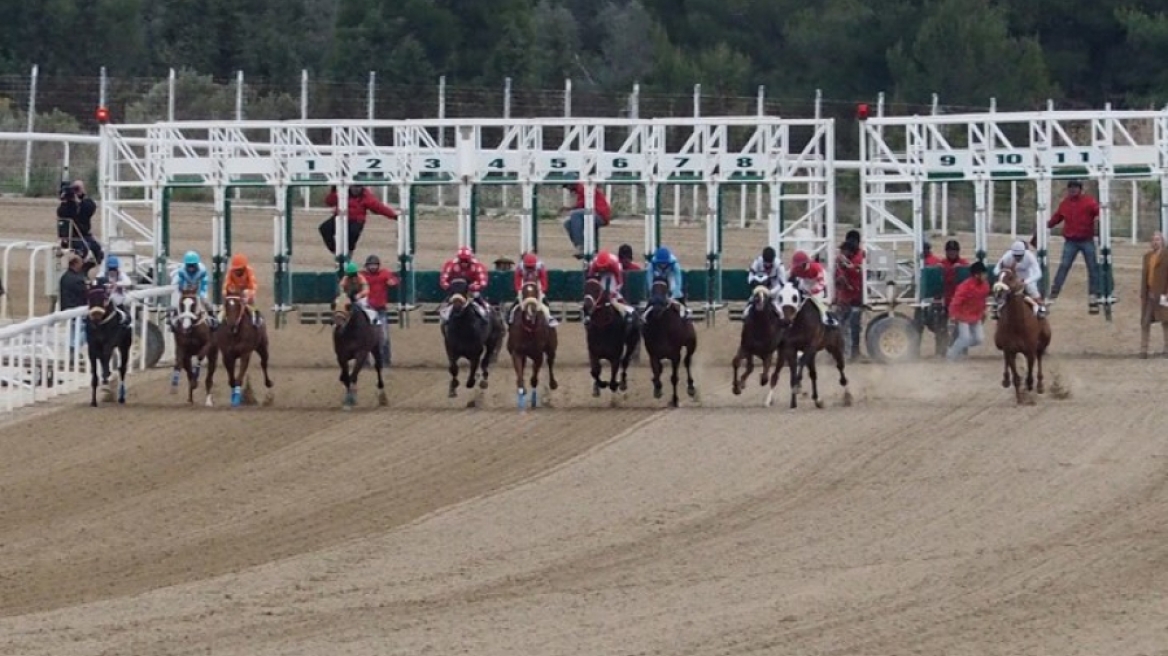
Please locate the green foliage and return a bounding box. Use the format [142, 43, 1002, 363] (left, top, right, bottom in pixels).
[123, 70, 297, 122]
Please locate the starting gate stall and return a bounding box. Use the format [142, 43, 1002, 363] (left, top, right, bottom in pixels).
[101, 117, 836, 328]
[858, 106, 1168, 362]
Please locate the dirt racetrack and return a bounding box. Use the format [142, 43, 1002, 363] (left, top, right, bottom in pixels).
[2, 197, 1168, 654]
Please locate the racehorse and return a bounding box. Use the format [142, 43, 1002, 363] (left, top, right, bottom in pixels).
[170, 288, 218, 406]
[332, 294, 387, 409]
[581, 277, 640, 397]
[641, 279, 697, 407]
[732, 285, 786, 406]
[506, 281, 558, 410]
[442, 278, 505, 404]
[84, 281, 132, 407]
[774, 282, 851, 409]
[213, 294, 273, 407]
[992, 267, 1052, 404]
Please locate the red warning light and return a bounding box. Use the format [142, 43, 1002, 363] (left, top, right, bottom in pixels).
[95, 106, 110, 124]
[856, 103, 870, 121]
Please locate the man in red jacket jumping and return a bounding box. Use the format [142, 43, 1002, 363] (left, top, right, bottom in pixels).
[319, 185, 400, 258]
[561, 182, 612, 258]
[1047, 180, 1101, 308]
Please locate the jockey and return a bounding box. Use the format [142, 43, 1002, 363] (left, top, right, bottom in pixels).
[646, 246, 690, 320]
[220, 252, 260, 326]
[995, 239, 1047, 317]
[744, 246, 787, 318]
[788, 250, 838, 326]
[339, 260, 379, 324]
[584, 249, 634, 325]
[169, 251, 215, 328]
[512, 251, 558, 326]
[438, 246, 490, 323]
[103, 255, 133, 327]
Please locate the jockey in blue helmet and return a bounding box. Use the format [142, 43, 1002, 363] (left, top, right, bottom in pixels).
[169, 250, 216, 327]
[645, 246, 690, 320]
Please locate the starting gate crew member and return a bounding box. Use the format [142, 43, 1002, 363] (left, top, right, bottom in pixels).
[995, 240, 1047, 318]
[945, 261, 991, 361]
[937, 239, 970, 310]
[585, 249, 634, 325]
[561, 182, 612, 257]
[512, 252, 558, 326]
[221, 253, 261, 326]
[363, 254, 399, 364]
[1047, 179, 1102, 306]
[833, 241, 865, 360]
[789, 250, 838, 326]
[339, 260, 380, 325]
[170, 251, 215, 328]
[744, 246, 787, 318]
[438, 246, 490, 324]
[645, 246, 690, 320]
[103, 255, 134, 328]
[618, 243, 642, 271]
[320, 185, 400, 257]
[921, 240, 943, 266]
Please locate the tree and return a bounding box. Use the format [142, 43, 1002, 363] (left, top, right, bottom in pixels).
[1115, 8, 1168, 105]
[595, 0, 657, 90]
[888, 0, 1054, 109]
[530, 0, 581, 87]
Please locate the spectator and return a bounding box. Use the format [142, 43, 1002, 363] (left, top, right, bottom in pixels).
[1139, 231, 1168, 359]
[319, 185, 399, 258]
[945, 261, 991, 361]
[921, 240, 943, 266]
[59, 253, 90, 352]
[937, 240, 969, 309]
[618, 243, 641, 271]
[56, 180, 103, 266]
[834, 239, 865, 361]
[1047, 179, 1102, 307]
[561, 182, 611, 258]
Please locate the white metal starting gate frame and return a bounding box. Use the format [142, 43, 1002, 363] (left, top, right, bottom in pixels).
[859, 107, 1168, 322]
[98, 117, 836, 320]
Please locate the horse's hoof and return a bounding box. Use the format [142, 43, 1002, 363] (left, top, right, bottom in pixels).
[619, 380, 628, 392]
[843, 390, 854, 407]
[592, 385, 601, 398]
[687, 385, 697, 398]
[814, 399, 824, 409]
[448, 388, 457, 399]
[479, 379, 488, 390]
[732, 385, 741, 396]
[466, 399, 477, 409]
[765, 390, 775, 407]
[759, 375, 767, 387]
[530, 390, 538, 408]
[1037, 385, 1045, 395]
[549, 380, 559, 391]
[263, 391, 274, 407]
[205, 396, 214, 407]
[653, 388, 663, 399]
[1001, 379, 1010, 389]
[597, 380, 609, 390]
[377, 391, 388, 407]
[90, 400, 97, 408]
[669, 398, 679, 408]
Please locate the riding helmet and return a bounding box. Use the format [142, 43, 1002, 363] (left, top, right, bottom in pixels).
[762, 246, 776, 263]
[230, 253, 248, 269]
[1011, 240, 1027, 256]
[106, 255, 120, 270]
[522, 252, 539, 268]
[791, 250, 810, 268]
[183, 251, 200, 266]
[457, 246, 474, 262]
[344, 261, 359, 275]
[652, 246, 672, 265]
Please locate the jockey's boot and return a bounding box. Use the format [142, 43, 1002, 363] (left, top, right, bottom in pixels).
[542, 303, 558, 327]
[251, 307, 262, 326]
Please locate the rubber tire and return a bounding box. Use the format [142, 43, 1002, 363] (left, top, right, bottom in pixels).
[126, 321, 166, 370]
[864, 313, 922, 365]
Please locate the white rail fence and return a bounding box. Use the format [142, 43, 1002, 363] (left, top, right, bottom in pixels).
[0, 285, 173, 413]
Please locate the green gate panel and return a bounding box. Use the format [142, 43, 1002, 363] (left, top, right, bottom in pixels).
[290, 272, 340, 305]
[414, 271, 445, 303]
[484, 271, 513, 304]
[623, 270, 647, 304]
[546, 269, 586, 302]
[721, 269, 753, 301]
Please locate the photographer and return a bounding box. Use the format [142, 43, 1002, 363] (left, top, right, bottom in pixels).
[56, 179, 103, 266]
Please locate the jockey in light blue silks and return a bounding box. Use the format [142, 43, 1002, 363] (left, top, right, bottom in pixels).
[169, 250, 217, 329]
[643, 246, 691, 320]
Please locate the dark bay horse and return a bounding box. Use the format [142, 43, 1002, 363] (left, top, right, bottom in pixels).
[774, 283, 851, 409]
[442, 278, 505, 403]
[582, 277, 639, 397]
[732, 285, 786, 406]
[333, 294, 387, 409]
[170, 288, 218, 406]
[214, 294, 273, 407]
[641, 279, 697, 407]
[993, 268, 1052, 404]
[84, 281, 132, 407]
[507, 281, 558, 410]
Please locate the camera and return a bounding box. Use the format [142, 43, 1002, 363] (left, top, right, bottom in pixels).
[59, 180, 75, 201]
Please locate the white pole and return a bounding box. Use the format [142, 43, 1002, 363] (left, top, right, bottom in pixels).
[688, 83, 700, 227]
[437, 76, 446, 209]
[167, 68, 176, 121]
[502, 77, 512, 212]
[99, 66, 107, 108]
[562, 78, 571, 209]
[301, 69, 310, 210]
[234, 71, 243, 200]
[367, 71, 375, 119]
[23, 64, 37, 193]
[754, 85, 764, 227]
[928, 94, 938, 233]
[1131, 180, 1139, 244]
[629, 83, 640, 211]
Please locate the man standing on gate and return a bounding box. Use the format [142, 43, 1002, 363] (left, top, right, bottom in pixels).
[1047, 180, 1102, 310]
[320, 185, 400, 259]
[57, 180, 103, 267]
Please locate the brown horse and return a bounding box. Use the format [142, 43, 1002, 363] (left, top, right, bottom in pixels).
[774, 282, 851, 409]
[170, 288, 218, 406]
[214, 294, 273, 407]
[992, 268, 1052, 404]
[333, 294, 387, 409]
[506, 281, 559, 410]
[640, 279, 697, 407]
[732, 285, 786, 405]
[84, 281, 132, 407]
[582, 277, 640, 397]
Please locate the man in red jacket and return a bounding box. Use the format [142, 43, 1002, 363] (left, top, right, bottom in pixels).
[363, 254, 399, 366]
[319, 185, 400, 257]
[937, 239, 970, 309]
[1047, 180, 1101, 307]
[945, 261, 991, 361]
[561, 182, 612, 258]
[833, 239, 865, 360]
